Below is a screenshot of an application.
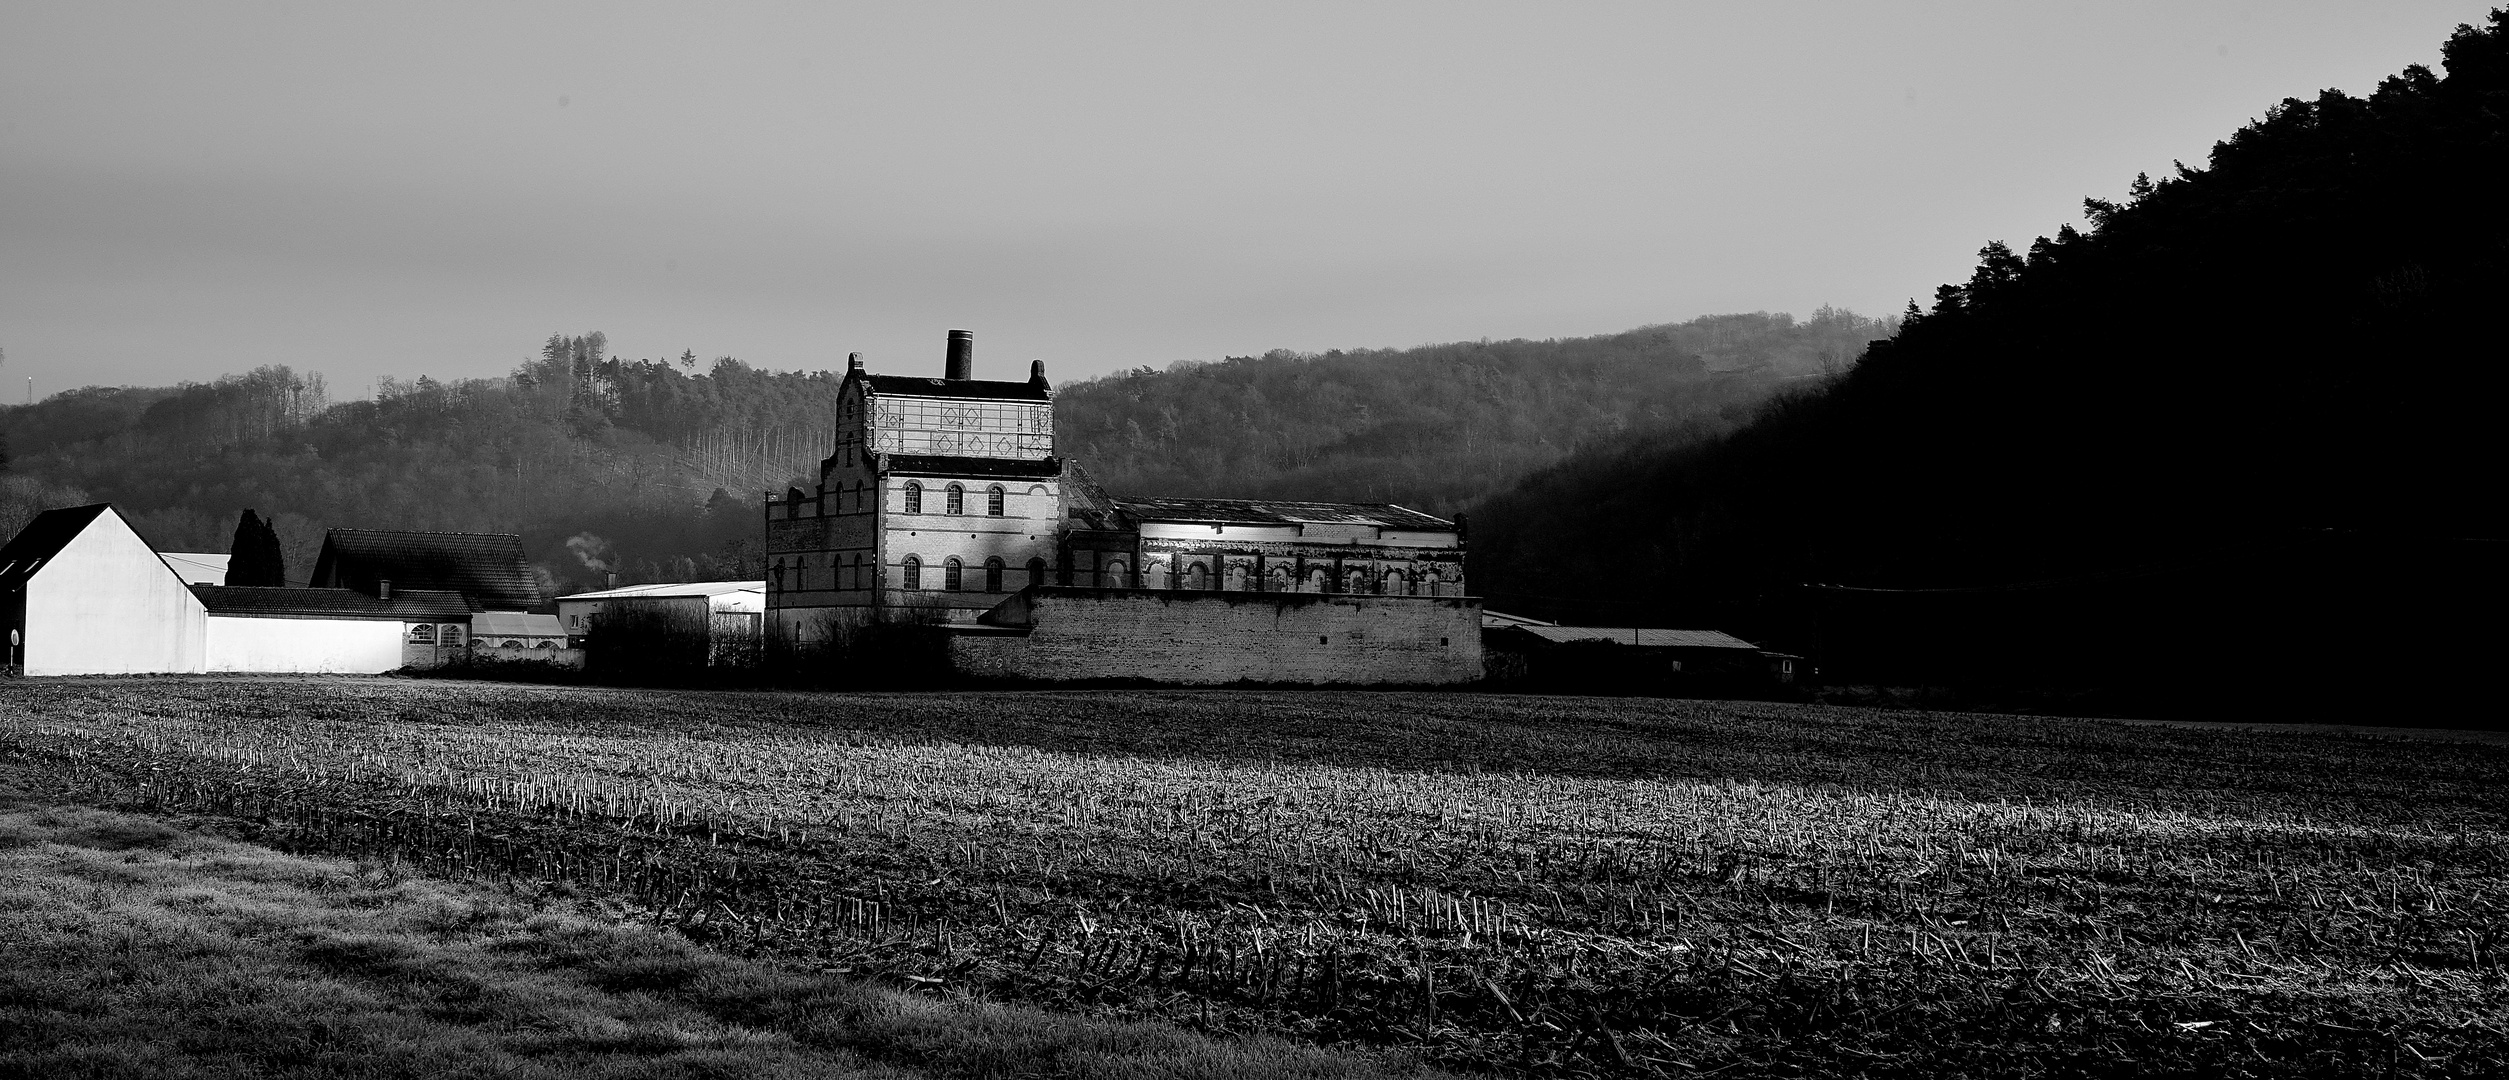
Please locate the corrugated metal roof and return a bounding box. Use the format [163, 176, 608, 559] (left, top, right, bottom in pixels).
[1509, 625, 1762, 650]
[1115, 497, 1455, 531]
[159, 551, 230, 585]
[310, 530, 543, 611]
[0, 503, 111, 587]
[559, 581, 763, 601]
[863, 374, 1052, 402]
[193, 586, 475, 619]
[472, 612, 567, 637]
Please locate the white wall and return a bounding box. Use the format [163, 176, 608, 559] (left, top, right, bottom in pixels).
[24, 510, 205, 675]
[204, 615, 406, 673]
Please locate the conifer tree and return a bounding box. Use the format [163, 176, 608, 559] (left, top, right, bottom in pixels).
[224, 509, 286, 587]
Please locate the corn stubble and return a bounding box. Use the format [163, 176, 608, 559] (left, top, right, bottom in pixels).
[3, 679, 2503, 1078]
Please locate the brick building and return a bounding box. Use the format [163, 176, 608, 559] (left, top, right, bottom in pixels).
[764, 331, 1480, 683]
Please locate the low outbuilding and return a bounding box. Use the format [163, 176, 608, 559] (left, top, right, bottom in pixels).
[1481, 616, 1802, 692]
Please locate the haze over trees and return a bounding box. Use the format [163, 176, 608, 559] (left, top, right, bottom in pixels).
[0, 314, 1887, 593]
[1062, 309, 1890, 516]
[1471, 11, 2509, 718]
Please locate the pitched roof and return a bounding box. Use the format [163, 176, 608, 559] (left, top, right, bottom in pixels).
[1115, 497, 1456, 532]
[862, 374, 1052, 402]
[1505, 625, 1762, 650]
[192, 586, 475, 619]
[0, 504, 111, 588]
[309, 530, 544, 611]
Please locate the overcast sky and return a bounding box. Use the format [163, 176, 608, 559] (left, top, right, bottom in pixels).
[0, 2, 2494, 398]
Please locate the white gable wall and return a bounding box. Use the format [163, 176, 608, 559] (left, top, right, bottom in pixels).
[203, 615, 406, 673]
[24, 511, 206, 675]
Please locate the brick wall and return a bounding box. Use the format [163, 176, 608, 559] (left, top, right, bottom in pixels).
[948, 587, 1483, 685]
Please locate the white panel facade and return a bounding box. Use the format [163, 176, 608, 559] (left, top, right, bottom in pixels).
[203, 615, 406, 673]
[22, 512, 205, 676]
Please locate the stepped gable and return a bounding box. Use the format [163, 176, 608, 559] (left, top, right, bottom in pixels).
[308, 530, 543, 611]
[0, 504, 112, 588]
[191, 585, 474, 619]
[1114, 497, 1454, 532]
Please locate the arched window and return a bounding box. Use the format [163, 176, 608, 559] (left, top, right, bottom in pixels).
[1306, 568, 1327, 593]
[945, 483, 965, 515]
[904, 481, 923, 514]
[785, 487, 804, 518]
[987, 484, 1005, 516]
[1186, 561, 1209, 590]
[984, 556, 1005, 593]
[1026, 557, 1047, 589]
[944, 556, 963, 591]
[902, 555, 922, 590]
[1102, 558, 1128, 588]
[771, 559, 787, 591]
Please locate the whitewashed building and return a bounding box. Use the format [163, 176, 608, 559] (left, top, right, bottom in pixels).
[0, 504, 207, 675]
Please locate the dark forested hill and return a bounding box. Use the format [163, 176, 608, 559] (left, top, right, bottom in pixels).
[1057, 309, 1890, 516]
[1471, 12, 2509, 720]
[1, 314, 1890, 593]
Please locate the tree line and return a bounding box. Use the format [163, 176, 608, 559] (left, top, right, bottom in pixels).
[1468, 11, 2509, 720]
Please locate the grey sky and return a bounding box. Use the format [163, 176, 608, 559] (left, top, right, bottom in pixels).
[0, 2, 2492, 397]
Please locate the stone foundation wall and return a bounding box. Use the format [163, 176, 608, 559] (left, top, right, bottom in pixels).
[948, 588, 1482, 685]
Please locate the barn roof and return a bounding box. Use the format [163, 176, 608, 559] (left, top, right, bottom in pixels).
[1504, 625, 1763, 650]
[863, 374, 1053, 402]
[309, 530, 544, 611]
[0, 503, 111, 588]
[1115, 498, 1455, 532]
[192, 586, 475, 619]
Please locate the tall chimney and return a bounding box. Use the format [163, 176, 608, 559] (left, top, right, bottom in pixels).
[945, 329, 973, 381]
[1029, 358, 1049, 389]
[847, 351, 863, 374]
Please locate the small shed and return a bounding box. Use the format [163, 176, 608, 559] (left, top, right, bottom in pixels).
[1481, 617, 1799, 692]
[562, 580, 765, 670]
[471, 611, 570, 649]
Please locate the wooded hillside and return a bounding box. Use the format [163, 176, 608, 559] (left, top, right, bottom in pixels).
[0, 313, 1890, 592]
[1470, 11, 2509, 718]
